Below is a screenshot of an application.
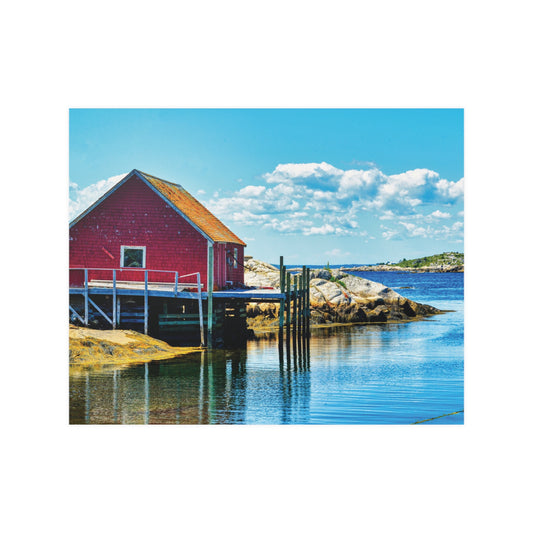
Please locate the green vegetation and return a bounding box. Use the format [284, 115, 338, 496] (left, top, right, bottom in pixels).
[330, 275, 347, 289]
[394, 252, 464, 268]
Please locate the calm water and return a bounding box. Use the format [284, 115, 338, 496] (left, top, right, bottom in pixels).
[69, 272, 464, 424]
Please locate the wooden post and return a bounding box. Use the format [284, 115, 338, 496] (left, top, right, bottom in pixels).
[296, 275, 301, 334]
[174, 271, 179, 296]
[303, 267, 309, 335]
[285, 270, 291, 334]
[306, 266, 311, 336]
[197, 272, 205, 347]
[207, 242, 214, 348]
[84, 268, 89, 325]
[300, 274, 304, 333]
[112, 269, 116, 329]
[279, 257, 285, 333]
[88, 297, 113, 325]
[301, 271, 305, 335]
[117, 296, 121, 326]
[144, 269, 148, 335]
[292, 275, 296, 327]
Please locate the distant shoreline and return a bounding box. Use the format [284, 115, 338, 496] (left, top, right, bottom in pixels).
[286, 265, 464, 273]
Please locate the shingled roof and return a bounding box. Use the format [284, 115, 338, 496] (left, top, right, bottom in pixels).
[70, 169, 246, 246]
[137, 170, 245, 246]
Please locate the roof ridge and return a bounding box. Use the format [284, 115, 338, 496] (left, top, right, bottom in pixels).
[140, 170, 246, 246]
[137, 170, 184, 189]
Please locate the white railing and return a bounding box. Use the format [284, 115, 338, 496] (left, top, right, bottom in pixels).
[69, 268, 204, 343]
[69, 267, 203, 295]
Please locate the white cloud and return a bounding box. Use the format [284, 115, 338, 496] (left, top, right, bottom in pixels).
[304, 223, 336, 235]
[69, 173, 127, 220]
[264, 162, 343, 184]
[237, 185, 266, 197]
[430, 210, 452, 219]
[382, 230, 399, 240]
[200, 161, 464, 241]
[435, 177, 464, 199]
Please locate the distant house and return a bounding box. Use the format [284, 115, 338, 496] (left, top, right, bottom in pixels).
[69, 169, 246, 290]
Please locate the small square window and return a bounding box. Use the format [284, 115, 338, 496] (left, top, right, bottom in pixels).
[121, 246, 146, 268]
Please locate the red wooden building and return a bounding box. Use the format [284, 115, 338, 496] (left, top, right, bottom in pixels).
[69, 169, 246, 290]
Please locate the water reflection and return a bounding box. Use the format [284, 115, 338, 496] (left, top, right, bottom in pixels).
[70, 317, 463, 425]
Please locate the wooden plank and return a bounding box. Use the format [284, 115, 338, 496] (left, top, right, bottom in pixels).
[88, 297, 113, 325]
[69, 305, 85, 324]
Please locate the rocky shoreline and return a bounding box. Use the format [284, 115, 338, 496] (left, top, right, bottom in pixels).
[340, 264, 464, 273]
[245, 259, 443, 331]
[69, 325, 203, 365]
[288, 264, 463, 273]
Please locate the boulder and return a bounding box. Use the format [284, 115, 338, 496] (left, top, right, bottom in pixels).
[244, 259, 280, 288]
[244, 258, 442, 329]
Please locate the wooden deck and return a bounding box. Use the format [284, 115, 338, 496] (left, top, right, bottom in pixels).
[70, 281, 284, 301]
[69, 259, 307, 348]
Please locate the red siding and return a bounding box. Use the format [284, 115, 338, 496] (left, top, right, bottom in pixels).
[224, 243, 245, 286]
[70, 176, 209, 288]
[212, 242, 244, 288]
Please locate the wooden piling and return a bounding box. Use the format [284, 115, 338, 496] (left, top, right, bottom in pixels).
[84, 268, 89, 325]
[197, 272, 205, 346]
[306, 266, 311, 336]
[300, 273, 304, 331]
[297, 275, 302, 335]
[144, 270, 149, 335]
[112, 269, 117, 329]
[285, 270, 291, 332]
[207, 243, 214, 348]
[279, 256, 285, 332]
[302, 267, 306, 335]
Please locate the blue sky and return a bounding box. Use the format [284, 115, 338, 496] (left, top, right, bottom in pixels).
[69, 109, 463, 264]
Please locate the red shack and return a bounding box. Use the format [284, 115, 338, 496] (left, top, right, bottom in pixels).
[69, 169, 246, 290]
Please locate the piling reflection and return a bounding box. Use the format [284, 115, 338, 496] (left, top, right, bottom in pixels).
[70, 322, 422, 425]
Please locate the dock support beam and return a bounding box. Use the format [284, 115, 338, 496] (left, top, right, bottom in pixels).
[207, 242, 214, 348]
[279, 256, 285, 332]
[112, 269, 117, 329]
[197, 272, 205, 347]
[144, 270, 148, 335]
[84, 268, 89, 325]
[306, 266, 310, 336]
[285, 270, 291, 333]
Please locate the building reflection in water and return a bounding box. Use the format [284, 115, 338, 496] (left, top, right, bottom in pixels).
[69, 323, 406, 425]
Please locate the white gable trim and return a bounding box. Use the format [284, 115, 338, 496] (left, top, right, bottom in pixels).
[69, 169, 214, 243]
[136, 172, 214, 243]
[69, 170, 137, 229]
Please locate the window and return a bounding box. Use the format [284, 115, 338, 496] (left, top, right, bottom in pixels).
[121, 246, 146, 268]
[234, 247, 238, 269]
